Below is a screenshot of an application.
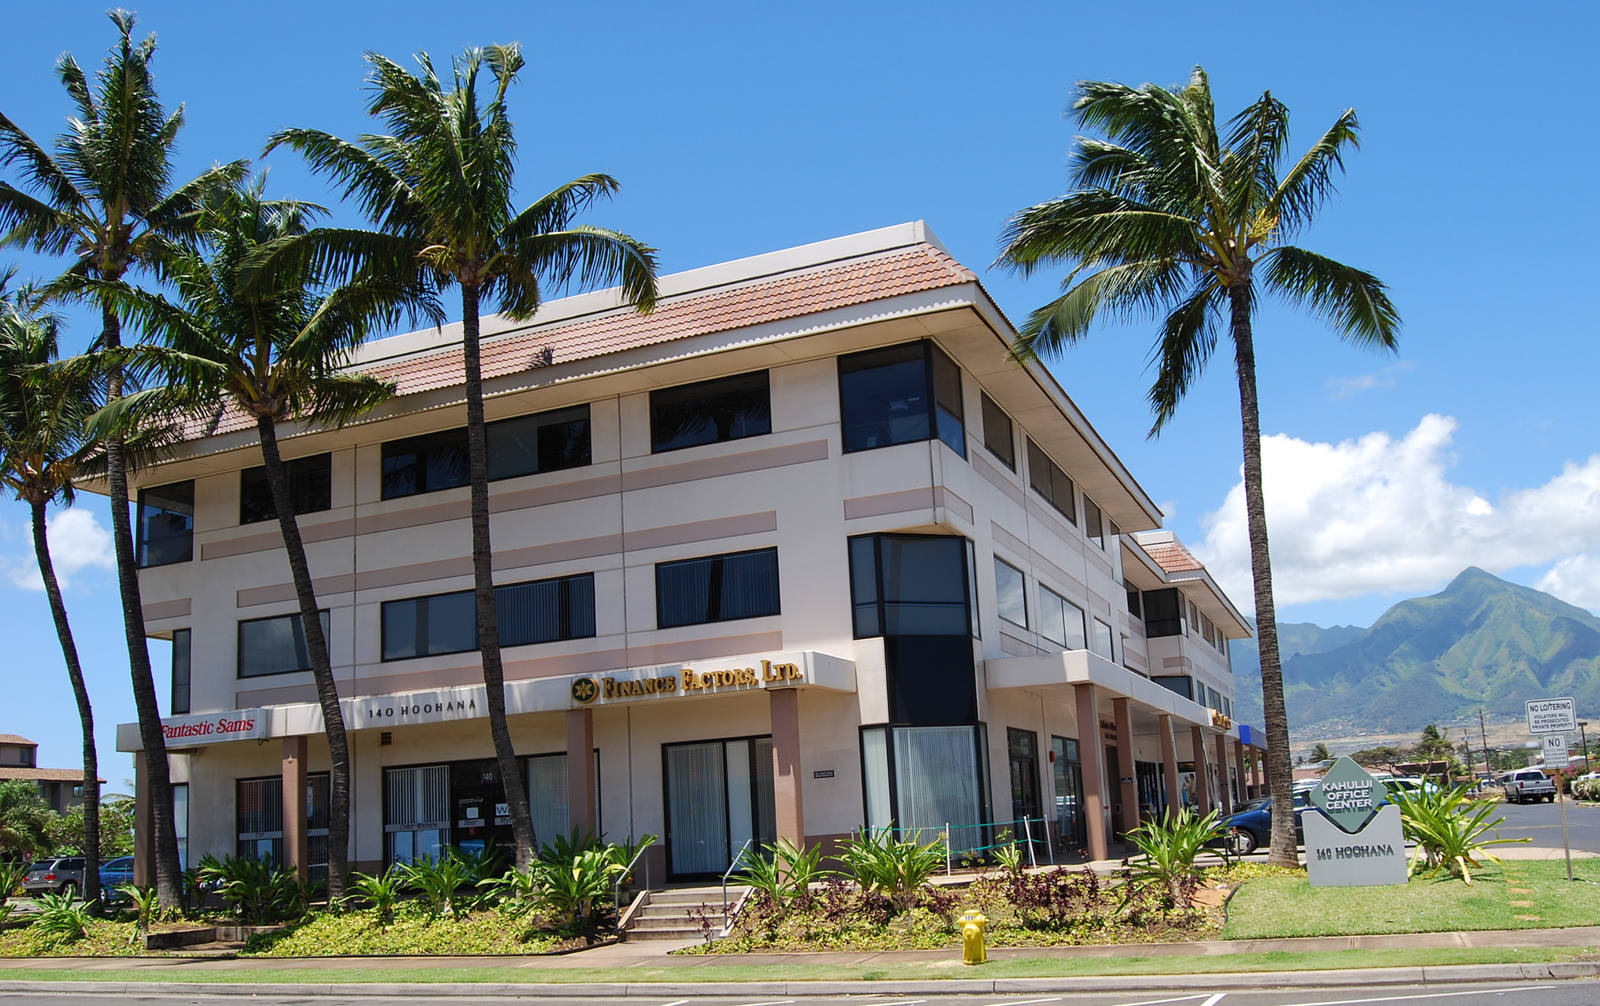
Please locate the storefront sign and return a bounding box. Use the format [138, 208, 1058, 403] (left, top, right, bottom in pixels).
[813, 769, 835, 779]
[346, 687, 484, 730]
[1304, 757, 1407, 887]
[570, 658, 804, 706]
[159, 709, 268, 748]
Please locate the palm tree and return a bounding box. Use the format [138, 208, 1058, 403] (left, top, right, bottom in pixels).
[265, 44, 658, 867]
[98, 177, 425, 901]
[0, 780, 54, 863]
[0, 10, 247, 907]
[0, 277, 102, 904]
[997, 68, 1398, 867]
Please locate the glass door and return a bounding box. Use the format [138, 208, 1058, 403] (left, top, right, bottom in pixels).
[1006, 728, 1042, 851]
[1050, 736, 1085, 851]
[664, 736, 775, 879]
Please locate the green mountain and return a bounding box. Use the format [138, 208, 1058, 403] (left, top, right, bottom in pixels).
[1227, 568, 1600, 737]
[1228, 621, 1364, 727]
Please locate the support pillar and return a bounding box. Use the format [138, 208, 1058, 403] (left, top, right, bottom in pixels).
[1234, 741, 1249, 806]
[1190, 726, 1213, 815]
[1158, 714, 1181, 819]
[1112, 697, 1139, 835]
[566, 708, 596, 836]
[1074, 683, 1108, 862]
[1215, 732, 1233, 815]
[282, 736, 308, 883]
[133, 756, 154, 888]
[769, 688, 805, 846]
[1250, 747, 1263, 796]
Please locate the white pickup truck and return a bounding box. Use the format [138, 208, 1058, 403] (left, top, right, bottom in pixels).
[1500, 768, 1557, 804]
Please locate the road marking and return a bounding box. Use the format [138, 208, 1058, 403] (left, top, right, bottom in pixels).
[977, 998, 1062, 1006]
[1105, 996, 1210, 1006]
[1199, 996, 1226, 1006]
[733, 1000, 795, 1006]
[1268, 986, 1550, 1006]
[658, 1001, 688, 1006]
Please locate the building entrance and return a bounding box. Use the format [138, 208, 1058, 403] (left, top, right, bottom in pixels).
[1007, 728, 1042, 849]
[663, 735, 775, 879]
[1049, 736, 1085, 851]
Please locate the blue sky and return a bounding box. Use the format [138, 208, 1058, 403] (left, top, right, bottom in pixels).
[4, 1, 1599, 771]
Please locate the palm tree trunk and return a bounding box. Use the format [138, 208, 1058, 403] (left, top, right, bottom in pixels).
[460, 283, 535, 869]
[100, 299, 184, 907]
[29, 498, 99, 907]
[254, 415, 351, 901]
[1228, 281, 1297, 868]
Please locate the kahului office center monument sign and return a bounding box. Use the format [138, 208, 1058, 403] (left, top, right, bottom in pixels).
[1304, 756, 1408, 887]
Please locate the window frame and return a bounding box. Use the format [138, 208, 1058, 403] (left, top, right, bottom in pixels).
[1083, 496, 1105, 549]
[135, 480, 195, 568]
[978, 391, 1014, 470]
[649, 370, 772, 454]
[236, 609, 330, 679]
[848, 532, 978, 639]
[993, 556, 1028, 630]
[239, 453, 333, 525]
[1037, 583, 1087, 650]
[837, 340, 966, 458]
[380, 405, 594, 501]
[170, 628, 192, 715]
[654, 546, 782, 629]
[379, 572, 597, 662]
[1025, 440, 1077, 524]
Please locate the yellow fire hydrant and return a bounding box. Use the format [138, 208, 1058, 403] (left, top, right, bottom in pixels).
[960, 910, 987, 965]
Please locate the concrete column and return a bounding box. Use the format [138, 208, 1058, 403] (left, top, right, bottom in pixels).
[133, 756, 154, 888]
[769, 688, 805, 846]
[1158, 714, 1180, 819]
[1215, 732, 1233, 815]
[1112, 697, 1139, 834]
[282, 736, 308, 883]
[1250, 747, 1263, 796]
[566, 709, 596, 836]
[1233, 741, 1249, 805]
[1073, 683, 1108, 861]
[1190, 726, 1213, 815]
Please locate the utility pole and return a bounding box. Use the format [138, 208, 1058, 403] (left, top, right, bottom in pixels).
[1480, 707, 1492, 777]
[1580, 721, 1591, 773]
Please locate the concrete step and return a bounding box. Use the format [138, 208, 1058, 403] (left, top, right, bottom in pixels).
[648, 887, 742, 905]
[630, 913, 713, 929]
[627, 926, 707, 941]
[635, 901, 718, 917]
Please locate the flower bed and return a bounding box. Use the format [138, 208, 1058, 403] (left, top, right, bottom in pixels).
[240, 905, 584, 956]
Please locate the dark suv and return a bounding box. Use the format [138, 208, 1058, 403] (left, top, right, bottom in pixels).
[23, 856, 86, 896]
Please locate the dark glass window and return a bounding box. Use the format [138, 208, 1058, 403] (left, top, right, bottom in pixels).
[1141, 588, 1182, 637]
[18, 747, 34, 767]
[994, 557, 1027, 628]
[1091, 618, 1115, 660]
[240, 453, 332, 525]
[650, 372, 771, 453]
[1037, 585, 1086, 650]
[979, 392, 1014, 469]
[136, 481, 194, 567]
[1025, 440, 1076, 524]
[849, 533, 975, 638]
[237, 610, 329, 678]
[1153, 675, 1193, 700]
[171, 629, 191, 715]
[656, 548, 780, 628]
[381, 573, 597, 661]
[382, 428, 468, 499]
[839, 341, 965, 456]
[1084, 496, 1105, 549]
[1125, 582, 1143, 618]
[487, 405, 591, 481]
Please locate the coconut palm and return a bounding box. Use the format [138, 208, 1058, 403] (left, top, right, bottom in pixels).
[0, 276, 102, 904]
[264, 44, 657, 867]
[96, 178, 426, 901]
[0, 9, 245, 907]
[997, 68, 1399, 866]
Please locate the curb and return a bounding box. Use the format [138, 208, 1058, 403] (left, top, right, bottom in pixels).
[1, 962, 1597, 997]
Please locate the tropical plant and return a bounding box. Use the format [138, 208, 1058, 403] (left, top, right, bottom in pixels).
[1391, 783, 1529, 884]
[0, 858, 27, 902]
[0, 276, 103, 907]
[400, 852, 477, 919]
[838, 827, 947, 914]
[733, 838, 834, 916]
[266, 45, 658, 867]
[197, 853, 298, 922]
[1122, 807, 1223, 907]
[532, 846, 624, 930]
[118, 883, 160, 943]
[31, 891, 94, 944]
[48, 794, 135, 859]
[95, 177, 424, 901]
[479, 864, 541, 917]
[997, 68, 1399, 867]
[454, 844, 504, 886]
[0, 9, 246, 908]
[346, 864, 406, 924]
[0, 779, 53, 860]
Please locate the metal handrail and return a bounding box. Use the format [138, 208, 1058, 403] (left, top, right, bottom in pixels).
[612, 842, 652, 924]
[719, 838, 754, 929]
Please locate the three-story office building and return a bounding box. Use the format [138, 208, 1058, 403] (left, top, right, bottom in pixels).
[116, 222, 1262, 882]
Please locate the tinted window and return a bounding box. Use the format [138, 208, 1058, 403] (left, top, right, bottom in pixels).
[171, 628, 191, 715]
[382, 427, 468, 499]
[240, 453, 332, 525]
[1037, 585, 1086, 649]
[650, 371, 771, 453]
[381, 573, 597, 660]
[838, 341, 965, 456]
[1084, 497, 1104, 548]
[1091, 618, 1114, 659]
[136, 481, 194, 567]
[1025, 440, 1076, 523]
[656, 548, 780, 628]
[1142, 588, 1182, 637]
[849, 534, 974, 637]
[486, 405, 591, 481]
[994, 557, 1027, 628]
[237, 610, 329, 678]
[980, 392, 1014, 469]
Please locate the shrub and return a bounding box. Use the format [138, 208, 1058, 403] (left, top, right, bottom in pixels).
[347, 866, 405, 924]
[989, 865, 1106, 930]
[400, 853, 477, 920]
[118, 884, 161, 942]
[1391, 783, 1530, 883]
[197, 853, 299, 922]
[479, 865, 540, 916]
[1122, 808, 1222, 908]
[0, 860, 25, 904]
[532, 847, 624, 930]
[1574, 777, 1600, 802]
[838, 827, 946, 914]
[31, 892, 92, 945]
[734, 838, 834, 916]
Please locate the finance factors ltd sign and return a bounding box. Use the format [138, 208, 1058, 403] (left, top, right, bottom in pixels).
[1303, 756, 1408, 887]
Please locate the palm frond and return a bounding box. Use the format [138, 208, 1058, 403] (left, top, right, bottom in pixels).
[996, 190, 1204, 276]
[294, 373, 395, 429]
[1146, 280, 1224, 435]
[1010, 258, 1188, 362]
[264, 128, 421, 232]
[503, 174, 622, 245]
[0, 184, 78, 256]
[1261, 245, 1398, 348]
[1268, 108, 1360, 237]
[506, 226, 658, 317]
[0, 113, 85, 213]
[1222, 91, 1292, 229]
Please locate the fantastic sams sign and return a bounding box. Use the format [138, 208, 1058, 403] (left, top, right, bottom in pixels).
[1303, 756, 1408, 887]
[159, 710, 268, 748]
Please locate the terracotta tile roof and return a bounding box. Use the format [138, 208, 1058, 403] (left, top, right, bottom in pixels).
[0, 734, 36, 746]
[0, 767, 96, 783]
[1141, 539, 1205, 574]
[177, 243, 976, 443]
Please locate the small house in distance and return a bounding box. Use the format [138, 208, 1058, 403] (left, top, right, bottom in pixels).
[0, 734, 95, 813]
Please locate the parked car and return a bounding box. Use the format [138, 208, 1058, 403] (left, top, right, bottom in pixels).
[22, 856, 86, 896]
[99, 856, 134, 898]
[1384, 776, 1441, 798]
[1218, 791, 1314, 855]
[1500, 768, 1557, 804]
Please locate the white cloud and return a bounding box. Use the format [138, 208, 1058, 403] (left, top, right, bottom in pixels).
[1326, 360, 1416, 399]
[1193, 414, 1600, 611]
[1538, 555, 1600, 614]
[3, 507, 115, 592]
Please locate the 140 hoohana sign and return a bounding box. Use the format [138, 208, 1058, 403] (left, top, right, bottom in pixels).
[1303, 756, 1408, 887]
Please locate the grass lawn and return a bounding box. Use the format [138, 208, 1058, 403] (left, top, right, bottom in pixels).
[1225, 858, 1600, 939]
[0, 946, 1589, 983]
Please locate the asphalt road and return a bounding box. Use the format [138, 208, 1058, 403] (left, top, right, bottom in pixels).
[1487, 798, 1600, 854]
[0, 981, 1594, 1005]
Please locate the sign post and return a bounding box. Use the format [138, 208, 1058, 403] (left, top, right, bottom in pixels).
[1528, 698, 1578, 880]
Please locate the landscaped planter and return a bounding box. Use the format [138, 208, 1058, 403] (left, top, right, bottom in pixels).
[143, 926, 216, 950]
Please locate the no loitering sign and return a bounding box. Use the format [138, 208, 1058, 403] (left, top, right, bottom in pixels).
[1527, 697, 1578, 735]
